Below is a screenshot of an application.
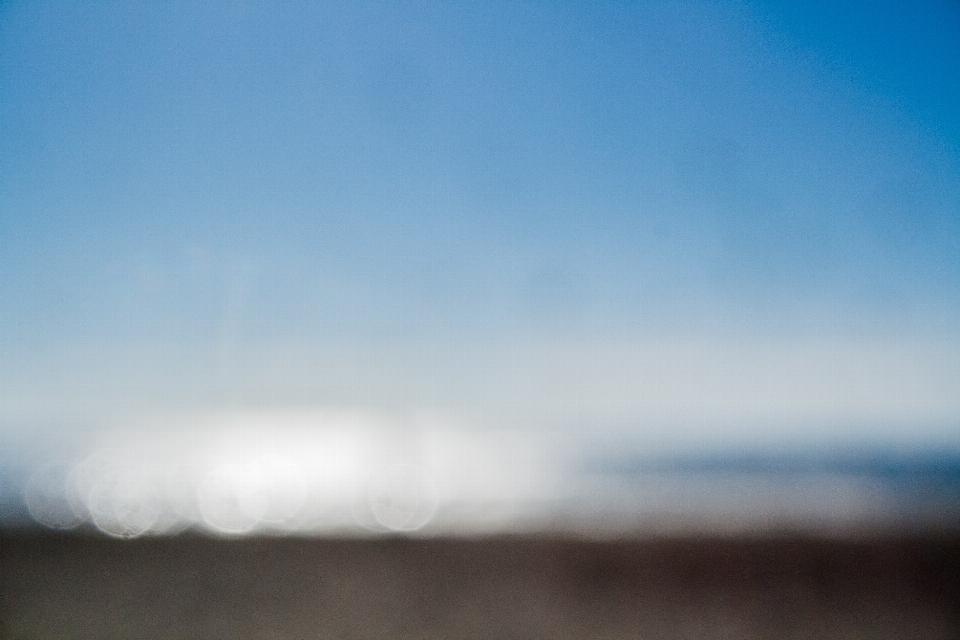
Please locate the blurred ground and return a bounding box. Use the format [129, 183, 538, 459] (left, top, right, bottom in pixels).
[2, 532, 959, 640]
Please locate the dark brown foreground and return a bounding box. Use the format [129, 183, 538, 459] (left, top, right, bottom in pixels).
[2, 532, 959, 640]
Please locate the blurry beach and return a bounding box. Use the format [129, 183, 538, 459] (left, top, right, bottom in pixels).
[3, 0, 960, 636]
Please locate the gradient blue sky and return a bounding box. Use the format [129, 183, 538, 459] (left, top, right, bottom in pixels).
[1, 0, 959, 447]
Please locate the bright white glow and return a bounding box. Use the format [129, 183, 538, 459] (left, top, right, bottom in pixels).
[14, 399, 953, 537]
[196, 455, 308, 534]
[244, 454, 306, 526]
[197, 464, 262, 535]
[79, 450, 162, 538]
[364, 464, 438, 532]
[41, 409, 558, 536]
[87, 472, 161, 538]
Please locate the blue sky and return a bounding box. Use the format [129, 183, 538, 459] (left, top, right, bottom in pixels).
[1, 0, 959, 448]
